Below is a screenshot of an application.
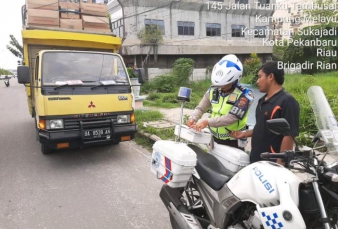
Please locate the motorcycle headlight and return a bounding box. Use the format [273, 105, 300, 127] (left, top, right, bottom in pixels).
[47, 119, 64, 129]
[117, 115, 130, 124]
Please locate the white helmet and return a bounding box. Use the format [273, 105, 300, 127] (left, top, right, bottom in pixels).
[211, 54, 243, 86]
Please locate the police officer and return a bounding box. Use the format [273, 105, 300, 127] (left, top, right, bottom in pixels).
[187, 54, 253, 150]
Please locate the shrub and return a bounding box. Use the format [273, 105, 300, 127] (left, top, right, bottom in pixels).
[152, 74, 176, 92]
[140, 81, 155, 94]
[243, 53, 262, 84]
[140, 74, 176, 93]
[147, 92, 160, 101]
[127, 67, 137, 78]
[172, 58, 195, 86]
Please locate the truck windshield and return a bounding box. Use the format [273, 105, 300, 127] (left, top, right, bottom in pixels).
[41, 52, 128, 86]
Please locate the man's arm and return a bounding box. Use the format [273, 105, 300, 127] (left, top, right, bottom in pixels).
[280, 95, 300, 151]
[280, 136, 294, 152]
[230, 129, 253, 139]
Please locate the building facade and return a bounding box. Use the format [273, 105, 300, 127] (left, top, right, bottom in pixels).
[109, 0, 277, 75]
[272, 0, 317, 41]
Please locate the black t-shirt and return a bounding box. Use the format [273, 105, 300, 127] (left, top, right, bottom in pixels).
[250, 88, 300, 163]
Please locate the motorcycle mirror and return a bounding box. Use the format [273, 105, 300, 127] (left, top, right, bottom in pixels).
[266, 118, 290, 135]
[266, 118, 300, 151]
[135, 68, 146, 84]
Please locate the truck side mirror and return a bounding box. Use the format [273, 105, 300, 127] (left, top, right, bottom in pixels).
[135, 68, 146, 84]
[17, 66, 31, 84]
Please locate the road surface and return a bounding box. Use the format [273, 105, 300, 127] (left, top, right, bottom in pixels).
[0, 79, 171, 229]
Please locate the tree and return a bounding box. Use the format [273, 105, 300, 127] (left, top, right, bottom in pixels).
[6, 35, 23, 62]
[137, 24, 163, 64]
[282, 0, 338, 74]
[272, 39, 288, 61]
[0, 68, 13, 75]
[303, 0, 338, 27]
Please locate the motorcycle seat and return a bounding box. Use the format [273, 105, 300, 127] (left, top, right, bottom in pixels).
[188, 144, 232, 191]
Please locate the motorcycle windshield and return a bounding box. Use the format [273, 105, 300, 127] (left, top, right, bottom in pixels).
[307, 86, 338, 156]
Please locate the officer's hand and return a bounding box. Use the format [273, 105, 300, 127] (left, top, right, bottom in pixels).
[191, 119, 208, 132]
[230, 131, 246, 139]
[186, 117, 196, 127]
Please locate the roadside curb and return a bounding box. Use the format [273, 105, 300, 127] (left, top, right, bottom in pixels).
[138, 130, 162, 142]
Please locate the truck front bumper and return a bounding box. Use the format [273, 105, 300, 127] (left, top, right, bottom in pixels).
[38, 123, 137, 149]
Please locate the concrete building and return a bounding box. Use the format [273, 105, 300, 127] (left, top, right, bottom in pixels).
[272, 0, 316, 40]
[108, 0, 277, 79]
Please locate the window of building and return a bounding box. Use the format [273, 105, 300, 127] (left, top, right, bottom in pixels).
[206, 23, 221, 36]
[256, 0, 270, 6]
[145, 19, 165, 35]
[254, 26, 267, 38]
[288, 7, 291, 13]
[178, 21, 195, 36]
[231, 25, 245, 37]
[235, 0, 249, 3]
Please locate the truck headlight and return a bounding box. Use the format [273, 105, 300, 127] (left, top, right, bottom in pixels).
[117, 115, 130, 124]
[47, 119, 64, 129]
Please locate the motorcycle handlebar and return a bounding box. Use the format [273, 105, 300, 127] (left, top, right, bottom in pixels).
[260, 152, 286, 159]
[260, 150, 296, 161]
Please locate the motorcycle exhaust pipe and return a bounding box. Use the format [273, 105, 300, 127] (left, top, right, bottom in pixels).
[160, 185, 203, 229]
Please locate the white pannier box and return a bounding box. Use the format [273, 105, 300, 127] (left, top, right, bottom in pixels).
[151, 140, 197, 188]
[211, 142, 250, 175]
[174, 125, 212, 144]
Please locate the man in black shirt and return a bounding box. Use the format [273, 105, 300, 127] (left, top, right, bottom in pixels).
[230, 61, 300, 164]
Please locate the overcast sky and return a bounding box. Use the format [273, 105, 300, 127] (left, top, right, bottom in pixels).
[0, 0, 25, 70]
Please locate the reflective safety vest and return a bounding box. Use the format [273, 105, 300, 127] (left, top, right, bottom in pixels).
[209, 87, 248, 140]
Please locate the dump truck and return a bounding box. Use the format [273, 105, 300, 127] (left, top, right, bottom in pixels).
[17, 3, 138, 154]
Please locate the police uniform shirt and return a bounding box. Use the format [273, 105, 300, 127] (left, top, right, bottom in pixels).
[250, 88, 300, 163]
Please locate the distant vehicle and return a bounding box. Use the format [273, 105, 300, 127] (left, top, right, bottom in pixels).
[0, 75, 12, 80]
[4, 76, 10, 87]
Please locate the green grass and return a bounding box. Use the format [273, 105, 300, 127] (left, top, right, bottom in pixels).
[134, 109, 175, 149]
[135, 109, 164, 122]
[133, 134, 154, 151]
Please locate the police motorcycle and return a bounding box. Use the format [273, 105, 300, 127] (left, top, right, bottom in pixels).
[151, 85, 338, 229]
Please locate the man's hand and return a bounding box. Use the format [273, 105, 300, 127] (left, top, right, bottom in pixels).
[191, 119, 208, 132]
[276, 159, 285, 166]
[230, 131, 246, 139]
[186, 117, 196, 127]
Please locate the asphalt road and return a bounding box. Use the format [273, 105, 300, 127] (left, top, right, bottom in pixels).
[0, 79, 171, 229]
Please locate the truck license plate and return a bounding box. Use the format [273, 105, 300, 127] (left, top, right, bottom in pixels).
[84, 128, 111, 138]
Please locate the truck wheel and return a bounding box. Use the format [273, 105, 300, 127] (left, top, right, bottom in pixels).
[41, 143, 53, 154]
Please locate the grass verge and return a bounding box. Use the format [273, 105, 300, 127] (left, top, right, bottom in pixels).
[134, 109, 175, 150]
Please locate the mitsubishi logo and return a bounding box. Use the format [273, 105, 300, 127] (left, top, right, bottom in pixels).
[88, 101, 96, 108]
